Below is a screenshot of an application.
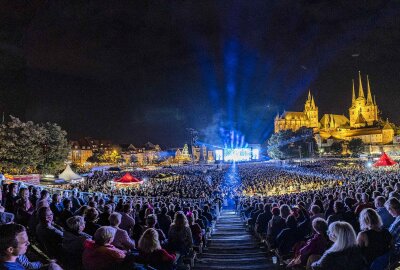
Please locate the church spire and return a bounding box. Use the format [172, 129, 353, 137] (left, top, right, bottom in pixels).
[311, 95, 316, 109]
[307, 89, 311, 101]
[352, 79, 356, 103]
[358, 71, 365, 98]
[366, 75, 373, 104]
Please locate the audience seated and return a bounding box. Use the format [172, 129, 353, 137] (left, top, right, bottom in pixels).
[311, 221, 367, 270]
[109, 212, 135, 251]
[137, 228, 176, 270]
[168, 211, 193, 256]
[62, 216, 91, 270]
[82, 226, 126, 270]
[35, 207, 63, 259]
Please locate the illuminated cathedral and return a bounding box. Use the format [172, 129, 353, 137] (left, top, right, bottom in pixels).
[274, 72, 395, 144]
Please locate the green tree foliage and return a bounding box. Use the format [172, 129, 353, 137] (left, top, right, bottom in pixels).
[39, 122, 70, 173]
[0, 116, 69, 174]
[266, 127, 317, 159]
[348, 138, 365, 155]
[330, 141, 343, 155]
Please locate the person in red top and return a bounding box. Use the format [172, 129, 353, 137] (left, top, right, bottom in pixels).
[82, 226, 126, 270]
[137, 228, 176, 270]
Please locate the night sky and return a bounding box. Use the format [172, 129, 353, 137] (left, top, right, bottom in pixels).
[1, 1, 400, 148]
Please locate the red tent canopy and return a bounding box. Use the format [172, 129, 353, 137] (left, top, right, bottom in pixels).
[114, 173, 143, 184]
[373, 152, 397, 167]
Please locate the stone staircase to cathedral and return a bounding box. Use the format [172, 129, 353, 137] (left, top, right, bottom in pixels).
[193, 210, 279, 270]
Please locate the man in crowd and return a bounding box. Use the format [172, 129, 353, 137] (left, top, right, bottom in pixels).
[0, 224, 61, 270]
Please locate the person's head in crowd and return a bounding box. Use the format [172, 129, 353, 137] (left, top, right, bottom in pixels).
[18, 187, 29, 200]
[122, 203, 133, 214]
[385, 197, 400, 217]
[327, 221, 357, 252]
[286, 215, 297, 229]
[40, 190, 49, 200]
[161, 206, 168, 216]
[85, 208, 99, 223]
[374, 196, 386, 208]
[312, 218, 328, 235]
[88, 200, 97, 208]
[109, 212, 122, 228]
[173, 211, 189, 229]
[0, 224, 29, 262]
[8, 184, 17, 196]
[146, 214, 158, 228]
[103, 204, 112, 215]
[93, 226, 116, 246]
[67, 216, 86, 233]
[333, 201, 345, 213]
[280, 204, 291, 219]
[52, 193, 61, 204]
[361, 193, 369, 204]
[138, 228, 161, 254]
[271, 207, 280, 217]
[63, 198, 72, 210]
[38, 207, 53, 225]
[359, 208, 382, 231]
[311, 205, 321, 216]
[263, 204, 271, 213]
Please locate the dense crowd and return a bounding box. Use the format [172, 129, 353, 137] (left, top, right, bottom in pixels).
[0, 160, 399, 270]
[238, 162, 400, 270]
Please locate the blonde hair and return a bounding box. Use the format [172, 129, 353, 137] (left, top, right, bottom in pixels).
[173, 211, 188, 229]
[327, 221, 357, 253]
[138, 228, 161, 253]
[359, 208, 382, 231]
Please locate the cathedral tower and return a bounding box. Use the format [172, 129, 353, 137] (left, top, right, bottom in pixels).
[304, 90, 319, 130]
[349, 72, 379, 128]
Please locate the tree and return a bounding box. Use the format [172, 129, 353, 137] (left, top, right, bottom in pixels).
[0, 117, 69, 174]
[330, 141, 343, 155]
[0, 116, 46, 173]
[348, 138, 364, 155]
[266, 127, 317, 160]
[39, 122, 69, 173]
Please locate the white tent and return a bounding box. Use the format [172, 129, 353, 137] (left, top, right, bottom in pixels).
[59, 164, 84, 182]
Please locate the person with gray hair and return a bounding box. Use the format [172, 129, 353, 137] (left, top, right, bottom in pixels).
[82, 226, 126, 270]
[109, 212, 135, 251]
[311, 221, 367, 270]
[62, 215, 91, 269]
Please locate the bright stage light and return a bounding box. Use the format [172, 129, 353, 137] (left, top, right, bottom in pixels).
[366, 162, 373, 168]
[224, 148, 251, 162]
[215, 150, 224, 161]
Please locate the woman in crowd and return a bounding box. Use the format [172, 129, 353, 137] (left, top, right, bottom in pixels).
[356, 208, 392, 266]
[15, 187, 34, 226]
[137, 228, 176, 270]
[287, 217, 329, 268]
[62, 215, 92, 269]
[109, 212, 135, 251]
[83, 207, 101, 237]
[168, 211, 193, 255]
[82, 226, 126, 270]
[311, 221, 367, 270]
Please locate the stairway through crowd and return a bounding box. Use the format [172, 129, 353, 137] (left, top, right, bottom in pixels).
[194, 209, 277, 270]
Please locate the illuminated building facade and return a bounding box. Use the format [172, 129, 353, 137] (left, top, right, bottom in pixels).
[274, 72, 395, 145]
